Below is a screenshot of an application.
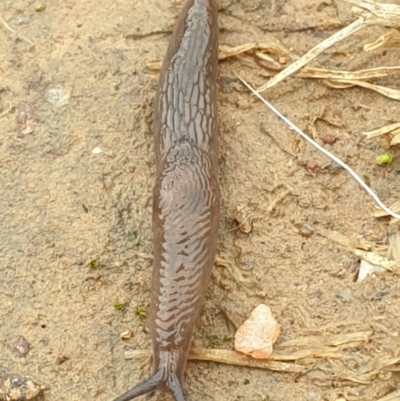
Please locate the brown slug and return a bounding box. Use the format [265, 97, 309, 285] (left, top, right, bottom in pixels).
[112, 0, 219, 400]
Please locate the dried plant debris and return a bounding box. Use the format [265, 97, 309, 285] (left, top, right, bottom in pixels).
[315, 225, 400, 279]
[347, 0, 400, 27]
[357, 259, 386, 282]
[218, 43, 289, 61]
[254, 0, 400, 93]
[326, 79, 400, 101]
[363, 123, 400, 148]
[374, 201, 400, 221]
[0, 374, 44, 401]
[354, 249, 400, 274]
[364, 29, 400, 51]
[148, 42, 290, 71]
[388, 229, 400, 261]
[375, 389, 400, 401]
[234, 304, 280, 359]
[232, 205, 254, 234]
[124, 331, 377, 382]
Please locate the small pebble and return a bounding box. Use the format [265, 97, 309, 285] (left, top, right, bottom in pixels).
[0, 374, 44, 401]
[56, 355, 69, 365]
[45, 87, 70, 108]
[322, 134, 337, 145]
[120, 331, 133, 340]
[234, 304, 280, 359]
[336, 288, 353, 302]
[12, 336, 31, 358]
[278, 56, 287, 65]
[35, 4, 46, 12]
[306, 160, 318, 172]
[92, 147, 102, 154]
[9, 17, 31, 26]
[299, 224, 314, 238]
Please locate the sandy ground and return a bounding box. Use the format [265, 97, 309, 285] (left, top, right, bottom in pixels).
[1, 0, 400, 400]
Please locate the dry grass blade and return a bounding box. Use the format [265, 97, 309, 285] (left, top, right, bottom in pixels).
[354, 249, 400, 272]
[122, 329, 393, 385]
[0, 103, 13, 119]
[346, 0, 400, 27]
[123, 349, 307, 373]
[315, 226, 372, 251]
[299, 66, 400, 80]
[277, 331, 372, 348]
[362, 122, 400, 138]
[219, 43, 289, 61]
[189, 349, 307, 373]
[266, 190, 291, 217]
[256, 17, 367, 93]
[374, 389, 400, 401]
[327, 78, 400, 100]
[124, 331, 371, 373]
[257, 0, 400, 93]
[315, 225, 400, 276]
[148, 43, 289, 70]
[374, 200, 400, 219]
[247, 62, 400, 79]
[0, 15, 34, 46]
[364, 29, 400, 51]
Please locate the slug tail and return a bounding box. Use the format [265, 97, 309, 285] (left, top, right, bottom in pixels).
[112, 367, 186, 401]
[112, 371, 162, 401]
[166, 373, 186, 401]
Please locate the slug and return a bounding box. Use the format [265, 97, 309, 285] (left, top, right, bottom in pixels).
[112, 0, 219, 400]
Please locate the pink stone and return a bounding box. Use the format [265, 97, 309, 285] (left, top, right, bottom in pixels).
[234, 304, 280, 359]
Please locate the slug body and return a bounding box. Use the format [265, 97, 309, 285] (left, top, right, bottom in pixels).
[113, 1, 219, 400]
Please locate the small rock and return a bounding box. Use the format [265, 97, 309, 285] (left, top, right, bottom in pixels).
[35, 4, 46, 12]
[120, 331, 132, 340]
[336, 288, 353, 302]
[322, 134, 337, 145]
[45, 87, 70, 108]
[240, 259, 255, 271]
[299, 224, 315, 238]
[9, 17, 31, 26]
[234, 304, 280, 359]
[306, 160, 318, 172]
[11, 336, 31, 358]
[278, 56, 287, 65]
[91, 147, 102, 154]
[56, 355, 69, 365]
[0, 374, 44, 401]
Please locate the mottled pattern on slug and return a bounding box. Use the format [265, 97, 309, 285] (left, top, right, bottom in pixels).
[154, 0, 219, 168]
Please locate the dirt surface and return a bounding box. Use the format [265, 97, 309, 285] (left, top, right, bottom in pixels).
[1, 0, 400, 400]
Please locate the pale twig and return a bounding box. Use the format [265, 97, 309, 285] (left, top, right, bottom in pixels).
[0, 16, 35, 46]
[124, 349, 307, 373]
[266, 190, 291, 217]
[238, 76, 400, 221]
[0, 103, 13, 118]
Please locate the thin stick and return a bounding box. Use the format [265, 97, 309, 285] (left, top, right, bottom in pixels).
[266, 190, 291, 217]
[238, 76, 400, 221]
[123, 349, 307, 373]
[0, 103, 13, 118]
[0, 16, 35, 46]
